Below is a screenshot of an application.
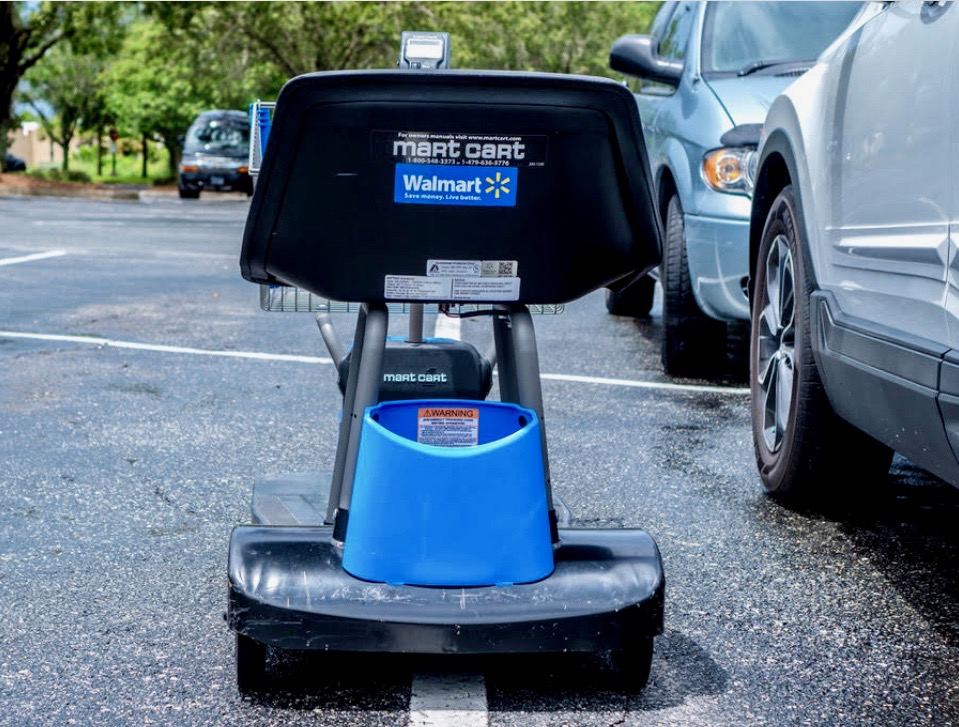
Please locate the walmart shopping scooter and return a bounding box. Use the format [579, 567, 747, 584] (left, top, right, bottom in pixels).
[227, 32, 666, 693]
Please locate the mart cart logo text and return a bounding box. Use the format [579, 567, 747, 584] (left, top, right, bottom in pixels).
[394, 163, 517, 207]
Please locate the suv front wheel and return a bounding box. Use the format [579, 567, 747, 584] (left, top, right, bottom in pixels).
[750, 184, 892, 504]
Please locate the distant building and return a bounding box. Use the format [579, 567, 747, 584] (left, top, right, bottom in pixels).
[7, 122, 82, 168]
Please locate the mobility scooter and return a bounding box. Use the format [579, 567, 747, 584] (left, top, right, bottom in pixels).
[227, 32, 666, 693]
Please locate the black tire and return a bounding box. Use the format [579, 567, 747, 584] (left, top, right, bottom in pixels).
[178, 186, 200, 200]
[605, 275, 656, 317]
[750, 185, 893, 504]
[660, 195, 727, 377]
[236, 633, 267, 694]
[607, 636, 653, 694]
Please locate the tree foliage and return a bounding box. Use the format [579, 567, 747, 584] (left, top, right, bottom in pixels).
[15, 1, 660, 175]
[431, 2, 659, 77]
[0, 1, 123, 158]
[102, 22, 207, 176]
[147, 1, 659, 91]
[22, 43, 105, 170]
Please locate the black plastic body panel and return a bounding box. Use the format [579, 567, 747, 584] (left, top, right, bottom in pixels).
[228, 525, 664, 654]
[240, 70, 662, 304]
[936, 353, 959, 471]
[337, 338, 492, 400]
[811, 291, 959, 486]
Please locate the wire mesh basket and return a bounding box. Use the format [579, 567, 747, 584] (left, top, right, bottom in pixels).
[258, 284, 565, 315]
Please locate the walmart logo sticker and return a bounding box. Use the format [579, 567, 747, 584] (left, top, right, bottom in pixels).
[394, 163, 517, 207]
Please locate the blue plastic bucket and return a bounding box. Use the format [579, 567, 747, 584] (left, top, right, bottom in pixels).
[342, 399, 554, 587]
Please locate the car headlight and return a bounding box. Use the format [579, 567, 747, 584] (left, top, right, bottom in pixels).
[702, 147, 758, 195]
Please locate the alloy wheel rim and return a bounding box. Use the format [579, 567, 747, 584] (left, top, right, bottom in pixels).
[756, 234, 796, 453]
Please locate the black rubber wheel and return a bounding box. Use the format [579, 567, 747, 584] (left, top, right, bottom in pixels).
[236, 633, 267, 694]
[750, 185, 893, 504]
[660, 195, 727, 377]
[605, 275, 656, 317]
[178, 186, 200, 200]
[607, 636, 653, 694]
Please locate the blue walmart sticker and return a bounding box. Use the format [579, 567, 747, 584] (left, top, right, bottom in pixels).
[394, 163, 517, 207]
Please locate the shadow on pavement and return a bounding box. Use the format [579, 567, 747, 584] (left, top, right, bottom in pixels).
[764, 455, 959, 647]
[238, 631, 727, 712]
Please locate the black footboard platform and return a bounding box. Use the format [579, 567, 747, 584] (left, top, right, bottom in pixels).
[227, 525, 664, 655]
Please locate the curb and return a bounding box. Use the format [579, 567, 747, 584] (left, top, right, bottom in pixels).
[0, 186, 250, 203]
[0, 184, 142, 201]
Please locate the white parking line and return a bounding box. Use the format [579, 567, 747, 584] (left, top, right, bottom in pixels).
[0, 250, 68, 267]
[410, 672, 487, 727]
[541, 372, 749, 395]
[0, 330, 332, 364]
[433, 313, 462, 340]
[0, 330, 749, 394]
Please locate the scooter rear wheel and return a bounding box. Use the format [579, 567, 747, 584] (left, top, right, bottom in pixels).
[236, 633, 267, 693]
[607, 636, 653, 693]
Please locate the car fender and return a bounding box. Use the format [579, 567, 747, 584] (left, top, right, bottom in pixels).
[750, 69, 829, 297]
[652, 135, 694, 219]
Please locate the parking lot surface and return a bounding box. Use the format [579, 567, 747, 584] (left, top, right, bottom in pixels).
[1, 196, 958, 726]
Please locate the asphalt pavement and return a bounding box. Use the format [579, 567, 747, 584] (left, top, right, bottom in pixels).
[1, 195, 957, 726]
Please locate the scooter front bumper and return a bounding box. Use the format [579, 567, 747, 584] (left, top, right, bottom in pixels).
[227, 525, 664, 654]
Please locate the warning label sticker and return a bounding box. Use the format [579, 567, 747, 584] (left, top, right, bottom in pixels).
[427, 260, 482, 278]
[481, 260, 518, 278]
[384, 275, 451, 300]
[451, 277, 520, 301]
[385, 274, 520, 301]
[417, 407, 480, 447]
[427, 260, 518, 278]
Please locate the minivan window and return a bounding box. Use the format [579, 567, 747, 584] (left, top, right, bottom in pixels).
[658, 2, 696, 63]
[701, 1, 862, 75]
[185, 118, 249, 153]
[649, 2, 678, 40]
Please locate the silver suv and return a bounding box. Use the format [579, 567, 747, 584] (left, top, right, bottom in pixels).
[748, 1, 959, 501]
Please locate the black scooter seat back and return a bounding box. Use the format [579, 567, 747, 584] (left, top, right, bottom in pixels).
[240, 70, 661, 305]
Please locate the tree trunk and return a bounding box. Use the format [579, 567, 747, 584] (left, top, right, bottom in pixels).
[142, 133, 148, 178]
[96, 126, 103, 177]
[61, 133, 72, 172]
[164, 133, 179, 178]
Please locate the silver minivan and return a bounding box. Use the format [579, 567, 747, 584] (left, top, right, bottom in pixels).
[608, 1, 862, 377]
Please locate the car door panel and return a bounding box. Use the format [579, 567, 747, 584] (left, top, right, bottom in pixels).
[944, 0, 959, 347]
[936, 0, 959, 467]
[824, 1, 953, 348]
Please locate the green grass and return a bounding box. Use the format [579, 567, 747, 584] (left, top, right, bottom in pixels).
[50, 144, 177, 186]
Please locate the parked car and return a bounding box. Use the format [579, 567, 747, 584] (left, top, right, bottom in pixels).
[748, 0, 958, 502]
[178, 110, 253, 199]
[608, 1, 863, 377]
[3, 152, 26, 172]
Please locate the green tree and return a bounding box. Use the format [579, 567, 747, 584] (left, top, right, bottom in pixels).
[0, 1, 122, 161]
[103, 22, 202, 178]
[103, 17, 281, 178]
[148, 1, 428, 80]
[431, 1, 659, 77]
[21, 43, 104, 171]
[149, 1, 658, 82]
